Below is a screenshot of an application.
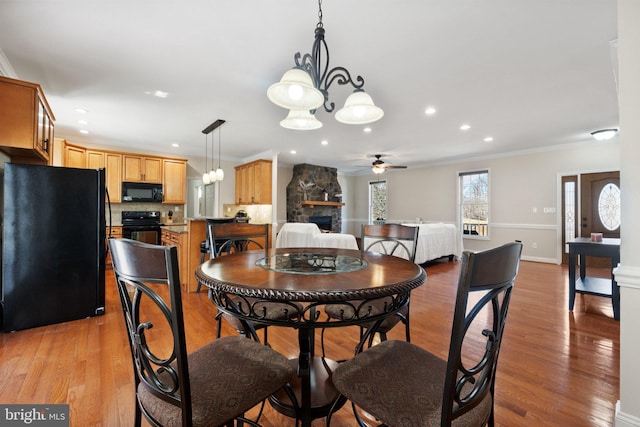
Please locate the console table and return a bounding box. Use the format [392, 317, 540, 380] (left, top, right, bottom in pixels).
[567, 237, 620, 320]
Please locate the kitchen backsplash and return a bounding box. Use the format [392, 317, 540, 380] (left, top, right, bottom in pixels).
[109, 203, 185, 226]
[223, 204, 272, 224]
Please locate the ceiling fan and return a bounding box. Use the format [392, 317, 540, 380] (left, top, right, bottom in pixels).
[370, 154, 408, 174]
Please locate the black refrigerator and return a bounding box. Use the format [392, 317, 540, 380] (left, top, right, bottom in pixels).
[1, 163, 106, 332]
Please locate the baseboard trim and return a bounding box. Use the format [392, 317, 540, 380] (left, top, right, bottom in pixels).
[616, 401, 640, 427]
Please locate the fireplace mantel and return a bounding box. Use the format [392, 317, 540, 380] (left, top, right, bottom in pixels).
[301, 200, 345, 208]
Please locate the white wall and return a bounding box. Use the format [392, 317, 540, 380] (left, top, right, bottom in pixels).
[615, 0, 640, 425]
[348, 141, 620, 262]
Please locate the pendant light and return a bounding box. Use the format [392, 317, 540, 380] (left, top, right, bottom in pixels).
[215, 125, 224, 181]
[202, 132, 210, 184]
[201, 119, 226, 182]
[208, 129, 217, 183]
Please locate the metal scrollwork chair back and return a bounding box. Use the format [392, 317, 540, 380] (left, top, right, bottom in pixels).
[322, 223, 420, 356]
[207, 223, 302, 344]
[109, 238, 296, 427]
[329, 241, 523, 427]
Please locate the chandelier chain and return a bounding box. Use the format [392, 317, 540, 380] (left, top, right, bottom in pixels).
[317, 0, 323, 27]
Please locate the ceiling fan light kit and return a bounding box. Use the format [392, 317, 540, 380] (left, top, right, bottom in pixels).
[368, 154, 408, 175]
[267, 0, 383, 130]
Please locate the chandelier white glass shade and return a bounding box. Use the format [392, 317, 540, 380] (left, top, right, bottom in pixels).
[267, 0, 383, 130]
[590, 128, 618, 141]
[267, 69, 324, 111]
[280, 109, 323, 130]
[201, 119, 226, 184]
[336, 91, 384, 124]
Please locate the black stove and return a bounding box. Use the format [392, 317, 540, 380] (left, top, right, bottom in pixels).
[121, 211, 161, 244]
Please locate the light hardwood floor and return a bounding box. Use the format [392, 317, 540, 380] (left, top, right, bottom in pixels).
[0, 258, 619, 426]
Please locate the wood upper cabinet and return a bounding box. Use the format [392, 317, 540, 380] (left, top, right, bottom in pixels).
[105, 152, 122, 203]
[234, 159, 272, 204]
[162, 159, 187, 204]
[60, 142, 184, 205]
[0, 76, 54, 163]
[123, 155, 162, 183]
[65, 144, 86, 168]
[63, 143, 122, 202]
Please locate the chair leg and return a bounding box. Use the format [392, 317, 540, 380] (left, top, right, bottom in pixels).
[215, 311, 223, 339]
[134, 401, 142, 427]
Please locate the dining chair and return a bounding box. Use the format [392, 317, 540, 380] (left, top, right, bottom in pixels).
[109, 238, 296, 427]
[206, 222, 302, 344]
[322, 223, 420, 356]
[196, 218, 236, 293]
[329, 241, 523, 427]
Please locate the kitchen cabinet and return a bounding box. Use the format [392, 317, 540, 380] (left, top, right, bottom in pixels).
[63, 142, 123, 203]
[65, 144, 86, 168]
[162, 159, 187, 204]
[0, 76, 54, 163]
[106, 226, 122, 268]
[234, 159, 272, 204]
[105, 153, 122, 203]
[161, 228, 188, 289]
[123, 155, 162, 183]
[60, 141, 184, 205]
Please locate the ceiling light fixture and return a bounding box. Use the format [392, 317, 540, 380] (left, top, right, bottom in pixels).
[267, 0, 383, 129]
[371, 165, 385, 175]
[590, 128, 618, 141]
[201, 119, 226, 184]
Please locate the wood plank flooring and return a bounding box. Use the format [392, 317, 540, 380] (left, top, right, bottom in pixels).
[0, 259, 619, 426]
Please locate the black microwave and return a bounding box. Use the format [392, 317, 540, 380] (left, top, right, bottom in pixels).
[122, 182, 163, 203]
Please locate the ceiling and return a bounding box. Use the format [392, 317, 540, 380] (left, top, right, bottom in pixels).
[0, 1, 619, 175]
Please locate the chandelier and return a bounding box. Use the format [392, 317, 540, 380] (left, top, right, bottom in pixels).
[201, 119, 226, 184]
[267, 0, 383, 130]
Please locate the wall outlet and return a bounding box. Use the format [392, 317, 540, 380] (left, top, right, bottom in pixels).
[532, 242, 538, 249]
[532, 207, 537, 213]
[543, 207, 556, 213]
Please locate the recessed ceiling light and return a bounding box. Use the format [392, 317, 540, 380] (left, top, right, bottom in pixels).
[460, 124, 471, 131]
[79, 129, 89, 134]
[363, 127, 372, 133]
[321, 140, 328, 145]
[146, 90, 168, 98]
[483, 136, 494, 142]
[75, 108, 88, 114]
[425, 107, 436, 115]
[77, 120, 88, 125]
[171, 143, 180, 148]
[290, 150, 297, 154]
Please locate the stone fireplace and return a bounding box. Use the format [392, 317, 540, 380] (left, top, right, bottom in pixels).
[286, 163, 343, 232]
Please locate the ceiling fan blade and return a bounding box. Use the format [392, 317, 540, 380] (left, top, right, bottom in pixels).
[382, 165, 407, 169]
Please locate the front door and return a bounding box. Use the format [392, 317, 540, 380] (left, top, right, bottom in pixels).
[580, 172, 621, 238]
[561, 171, 620, 265]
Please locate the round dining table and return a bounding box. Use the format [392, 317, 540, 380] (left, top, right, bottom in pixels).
[196, 247, 426, 427]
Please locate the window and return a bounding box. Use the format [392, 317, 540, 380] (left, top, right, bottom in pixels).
[598, 182, 621, 231]
[459, 170, 489, 238]
[369, 180, 387, 222]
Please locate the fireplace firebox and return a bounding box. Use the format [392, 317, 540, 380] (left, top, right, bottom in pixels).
[309, 215, 332, 232]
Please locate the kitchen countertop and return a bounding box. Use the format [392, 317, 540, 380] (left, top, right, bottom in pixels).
[161, 224, 188, 233]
